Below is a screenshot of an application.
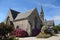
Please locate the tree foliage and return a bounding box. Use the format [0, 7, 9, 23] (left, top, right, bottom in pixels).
[53, 25, 60, 33]
[0, 22, 14, 39]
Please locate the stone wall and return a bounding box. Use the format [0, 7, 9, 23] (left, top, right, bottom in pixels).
[13, 20, 31, 36]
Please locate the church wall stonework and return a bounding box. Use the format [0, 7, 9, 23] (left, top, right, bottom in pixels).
[7, 10, 14, 21]
[27, 9, 42, 36]
[13, 20, 31, 36]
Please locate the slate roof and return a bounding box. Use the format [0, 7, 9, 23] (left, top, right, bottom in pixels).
[10, 9, 20, 19]
[15, 8, 36, 20]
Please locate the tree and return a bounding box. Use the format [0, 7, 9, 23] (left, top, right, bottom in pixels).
[0, 22, 14, 39]
[53, 25, 60, 33]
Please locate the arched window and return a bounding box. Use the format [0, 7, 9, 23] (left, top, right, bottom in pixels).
[10, 21, 14, 26]
[16, 25, 19, 29]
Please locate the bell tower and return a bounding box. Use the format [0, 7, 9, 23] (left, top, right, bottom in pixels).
[40, 5, 44, 21]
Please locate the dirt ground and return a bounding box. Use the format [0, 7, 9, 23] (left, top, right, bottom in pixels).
[18, 34, 60, 40]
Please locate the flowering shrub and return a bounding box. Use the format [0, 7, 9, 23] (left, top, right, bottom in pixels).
[32, 28, 40, 36]
[10, 29, 28, 37]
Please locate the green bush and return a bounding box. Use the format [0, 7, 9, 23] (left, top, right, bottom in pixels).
[53, 26, 60, 33]
[41, 26, 48, 33]
[0, 22, 14, 40]
[36, 32, 51, 38]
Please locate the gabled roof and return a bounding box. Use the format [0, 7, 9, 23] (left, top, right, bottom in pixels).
[15, 8, 36, 20]
[46, 20, 54, 26]
[9, 9, 20, 19]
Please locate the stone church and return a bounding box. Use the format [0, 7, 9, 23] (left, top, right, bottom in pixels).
[4, 6, 54, 36]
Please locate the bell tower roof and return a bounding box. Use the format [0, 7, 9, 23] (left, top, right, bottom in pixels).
[40, 5, 44, 14]
[40, 5, 44, 21]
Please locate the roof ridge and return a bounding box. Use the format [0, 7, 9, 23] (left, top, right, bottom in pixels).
[15, 8, 37, 20]
[21, 8, 36, 13]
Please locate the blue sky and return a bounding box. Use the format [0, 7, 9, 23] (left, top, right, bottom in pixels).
[0, 0, 60, 25]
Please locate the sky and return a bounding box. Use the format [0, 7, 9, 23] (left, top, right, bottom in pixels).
[0, 0, 60, 25]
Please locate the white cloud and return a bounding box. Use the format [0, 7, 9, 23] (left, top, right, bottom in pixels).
[37, 2, 60, 9]
[24, 0, 60, 9]
[42, 4, 60, 8]
[36, 1, 60, 9]
[53, 16, 60, 20]
[52, 16, 60, 25]
[47, 16, 60, 20]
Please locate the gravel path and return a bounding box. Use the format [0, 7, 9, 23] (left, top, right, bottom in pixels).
[18, 34, 60, 40]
